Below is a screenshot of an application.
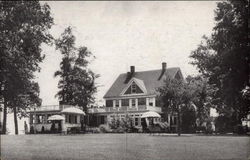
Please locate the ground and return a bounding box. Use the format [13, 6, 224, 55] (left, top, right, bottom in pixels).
[1, 134, 249, 160]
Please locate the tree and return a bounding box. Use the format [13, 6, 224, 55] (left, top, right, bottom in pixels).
[181, 105, 196, 133]
[186, 75, 215, 128]
[55, 27, 99, 112]
[158, 76, 193, 136]
[11, 81, 41, 134]
[190, 0, 249, 127]
[0, 1, 53, 134]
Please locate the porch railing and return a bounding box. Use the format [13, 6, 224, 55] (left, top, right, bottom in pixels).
[89, 105, 161, 113]
[30, 105, 74, 112]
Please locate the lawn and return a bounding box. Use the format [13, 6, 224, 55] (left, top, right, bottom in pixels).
[1, 134, 249, 160]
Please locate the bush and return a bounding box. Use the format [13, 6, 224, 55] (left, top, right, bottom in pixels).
[215, 115, 233, 133]
[69, 127, 81, 133]
[30, 126, 34, 134]
[99, 124, 112, 133]
[50, 123, 56, 133]
[233, 124, 247, 135]
[41, 126, 45, 133]
[205, 121, 213, 134]
[113, 127, 125, 133]
[196, 126, 206, 133]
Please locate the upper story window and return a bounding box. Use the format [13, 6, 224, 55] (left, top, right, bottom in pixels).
[131, 99, 136, 107]
[138, 98, 146, 105]
[148, 98, 154, 106]
[115, 100, 119, 107]
[106, 100, 113, 107]
[121, 99, 129, 106]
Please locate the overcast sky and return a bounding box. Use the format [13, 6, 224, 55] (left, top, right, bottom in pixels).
[37, 1, 218, 106]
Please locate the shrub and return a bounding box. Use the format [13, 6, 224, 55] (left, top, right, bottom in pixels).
[196, 126, 206, 133]
[41, 126, 45, 133]
[215, 115, 233, 133]
[30, 126, 34, 134]
[50, 123, 56, 133]
[99, 124, 112, 133]
[233, 124, 247, 135]
[113, 127, 125, 133]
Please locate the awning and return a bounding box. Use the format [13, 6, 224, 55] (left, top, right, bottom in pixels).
[48, 115, 65, 121]
[141, 111, 161, 118]
[61, 107, 85, 115]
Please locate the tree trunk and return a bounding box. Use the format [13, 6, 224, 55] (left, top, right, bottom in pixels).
[177, 106, 181, 136]
[13, 106, 18, 135]
[2, 100, 7, 134]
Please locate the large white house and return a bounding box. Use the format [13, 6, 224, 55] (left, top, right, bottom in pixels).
[88, 62, 184, 131]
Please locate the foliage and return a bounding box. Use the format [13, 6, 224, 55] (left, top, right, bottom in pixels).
[158, 76, 192, 112]
[0, 1, 54, 134]
[54, 26, 99, 112]
[99, 124, 112, 133]
[181, 105, 196, 133]
[190, 0, 250, 125]
[158, 76, 193, 135]
[158, 74, 216, 134]
[186, 75, 215, 127]
[215, 115, 233, 133]
[108, 114, 136, 133]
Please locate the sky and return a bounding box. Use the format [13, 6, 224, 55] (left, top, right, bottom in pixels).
[37, 1, 218, 106]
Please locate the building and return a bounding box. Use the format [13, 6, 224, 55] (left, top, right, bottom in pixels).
[88, 62, 184, 131]
[28, 105, 85, 133]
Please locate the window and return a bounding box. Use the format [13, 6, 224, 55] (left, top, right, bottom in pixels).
[135, 117, 139, 126]
[148, 98, 154, 106]
[115, 100, 119, 107]
[69, 115, 72, 123]
[124, 81, 143, 95]
[106, 100, 113, 107]
[37, 115, 44, 124]
[138, 98, 146, 105]
[75, 115, 77, 123]
[65, 115, 68, 123]
[121, 99, 129, 106]
[131, 99, 136, 107]
[131, 82, 136, 93]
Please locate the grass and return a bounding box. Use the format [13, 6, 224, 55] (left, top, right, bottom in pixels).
[1, 134, 249, 160]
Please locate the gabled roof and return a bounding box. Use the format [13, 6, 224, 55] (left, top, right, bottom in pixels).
[120, 77, 147, 95]
[104, 67, 182, 98]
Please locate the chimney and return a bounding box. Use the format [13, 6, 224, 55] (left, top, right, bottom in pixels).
[124, 66, 135, 83]
[162, 62, 167, 71]
[130, 66, 135, 74]
[158, 62, 167, 80]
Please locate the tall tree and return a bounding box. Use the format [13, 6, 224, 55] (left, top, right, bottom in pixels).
[158, 76, 193, 136]
[186, 75, 214, 127]
[190, 0, 249, 126]
[0, 1, 53, 134]
[55, 27, 99, 112]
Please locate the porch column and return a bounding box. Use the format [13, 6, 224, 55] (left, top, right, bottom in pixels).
[135, 99, 138, 109]
[168, 114, 171, 126]
[61, 114, 66, 134]
[146, 98, 149, 106]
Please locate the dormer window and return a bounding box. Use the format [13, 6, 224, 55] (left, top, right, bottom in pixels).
[131, 82, 136, 94]
[124, 81, 143, 95]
